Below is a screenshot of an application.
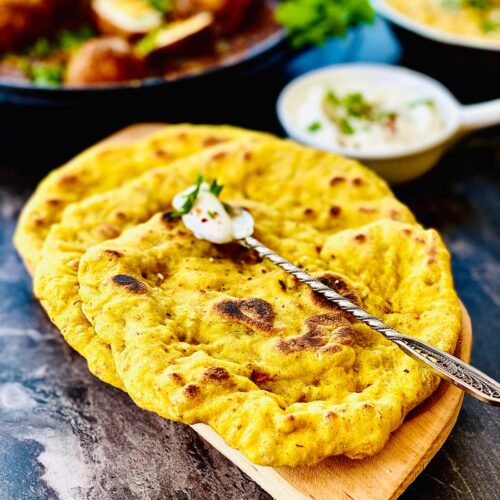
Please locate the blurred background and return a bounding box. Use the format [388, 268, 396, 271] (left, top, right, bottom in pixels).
[0, 5, 499, 167]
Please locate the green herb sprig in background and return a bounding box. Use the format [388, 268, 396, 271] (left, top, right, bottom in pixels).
[275, 0, 375, 49]
[147, 0, 172, 13]
[27, 25, 95, 58]
[29, 63, 65, 86]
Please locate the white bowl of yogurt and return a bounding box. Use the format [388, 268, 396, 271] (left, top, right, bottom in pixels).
[277, 64, 500, 183]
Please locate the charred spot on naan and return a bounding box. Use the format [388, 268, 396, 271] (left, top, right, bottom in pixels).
[111, 274, 148, 294]
[214, 297, 276, 333]
[311, 273, 362, 320]
[203, 366, 230, 382]
[277, 313, 354, 353]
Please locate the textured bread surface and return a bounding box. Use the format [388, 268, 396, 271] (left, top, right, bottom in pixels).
[15, 124, 265, 272]
[21, 126, 461, 466]
[34, 137, 414, 388]
[78, 212, 461, 466]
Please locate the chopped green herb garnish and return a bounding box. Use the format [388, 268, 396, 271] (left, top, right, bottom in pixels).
[57, 25, 95, 51]
[29, 63, 65, 86]
[482, 18, 498, 32]
[147, 0, 171, 13]
[26, 25, 95, 58]
[408, 98, 435, 109]
[28, 38, 52, 58]
[165, 174, 204, 219]
[165, 175, 223, 220]
[326, 89, 340, 105]
[465, 0, 491, 10]
[441, 0, 491, 9]
[207, 210, 218, 219]
[209, 179, 224, 197]
[339, 117, 355, 135]
[440, 0, 461, 8]
[307, 121, 322, 133]
[322, 87, 404, 136]
[275, 0, 375, 49]
[342, 92, 373, 119]
[441, 0, 498, 31]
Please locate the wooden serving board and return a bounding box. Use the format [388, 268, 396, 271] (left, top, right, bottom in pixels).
[100, 124, 473, 500]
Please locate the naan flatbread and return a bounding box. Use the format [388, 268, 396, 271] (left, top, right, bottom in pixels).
[78, 214, 461, 466]
[15, 124, 265, 272]
[34, 137, 414, 388]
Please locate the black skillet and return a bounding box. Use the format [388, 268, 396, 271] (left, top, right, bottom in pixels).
[0, 1, 287, 108]
[0, 1, 289, 164]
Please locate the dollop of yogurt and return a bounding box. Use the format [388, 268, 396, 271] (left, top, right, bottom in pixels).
[172, 183, 254, 244]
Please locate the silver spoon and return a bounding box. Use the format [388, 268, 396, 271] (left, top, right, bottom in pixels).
[225, 206, 500, 406]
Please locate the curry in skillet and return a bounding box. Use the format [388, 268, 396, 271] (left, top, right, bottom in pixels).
[0, 0, 280, 86]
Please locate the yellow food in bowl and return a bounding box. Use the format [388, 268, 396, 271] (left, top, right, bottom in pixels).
[387, 0, 500, 42]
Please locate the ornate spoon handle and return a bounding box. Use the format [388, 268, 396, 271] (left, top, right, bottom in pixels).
[243, 236, 500, 406]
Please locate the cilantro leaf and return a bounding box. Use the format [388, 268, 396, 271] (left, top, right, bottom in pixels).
[164, 175, 224, 221]
[339, 117, 355, 135]
[147, 0, 171, 13]
[275, 0, 375, 49]
[26, 25, 95, 58]
[209, 179, 224, 197]
[56, 25, 95, 51]
[464, 0, 491, 9]
[342, 92, 373, 119]
[29, 63, 65, 86]
[307, 121, 322, 132]
[375, 110, 398, 122]
[326, 89, 340, 105]
[28, 38, 52, 58]
[482, 18, 497, 31]
[164, 174, 204, 220]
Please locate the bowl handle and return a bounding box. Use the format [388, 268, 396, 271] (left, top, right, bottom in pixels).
[460, 99, 500, 132]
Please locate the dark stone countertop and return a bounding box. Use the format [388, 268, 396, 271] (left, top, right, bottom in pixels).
[0, 18, 499, 500]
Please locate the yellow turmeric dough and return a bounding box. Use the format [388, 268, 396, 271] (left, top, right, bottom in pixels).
[33, 136, 414, 388]
[23, 127, 461, 465]
[14, 124, 267, 272]
[78, 213, 461, 466]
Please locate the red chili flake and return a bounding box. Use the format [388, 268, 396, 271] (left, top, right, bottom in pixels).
[201, 218, 208, 223]
[385, 115, 398, 134]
